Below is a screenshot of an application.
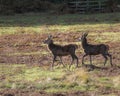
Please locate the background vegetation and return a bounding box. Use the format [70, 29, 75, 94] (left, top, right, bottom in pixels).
[0, 0, 120, 15]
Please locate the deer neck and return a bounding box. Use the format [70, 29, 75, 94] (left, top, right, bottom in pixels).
[48, 41, 54, 50]
[82, 38, 88, 48]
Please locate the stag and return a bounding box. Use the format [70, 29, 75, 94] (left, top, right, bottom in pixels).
[78, 33, 113, 67]
[44, 35, 78, 69]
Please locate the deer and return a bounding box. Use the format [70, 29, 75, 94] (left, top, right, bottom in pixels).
[43, 35, 78, 70]
[78, 33, 113, 67]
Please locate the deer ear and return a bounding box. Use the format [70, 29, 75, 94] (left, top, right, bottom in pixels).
[84, 33, 88, 37]
[82, 33, 85, 36]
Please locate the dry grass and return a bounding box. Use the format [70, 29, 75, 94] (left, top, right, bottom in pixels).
[0, 12, 120, 95]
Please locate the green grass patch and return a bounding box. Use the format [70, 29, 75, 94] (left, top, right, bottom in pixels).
[0, 13, 120, 35]
[0, 64, 119, 92]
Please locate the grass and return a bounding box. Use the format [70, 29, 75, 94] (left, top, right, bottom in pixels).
[0, 13, 120, 35]
[0, 12, 120, 95]
[0, 13, 120, 45]
[6, 51, 49, 56]
[0, 64, 65, 82]
[112, 76, 120, 89]
[0, 64, 117, 93]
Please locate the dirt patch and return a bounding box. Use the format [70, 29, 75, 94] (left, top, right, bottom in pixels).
[0, 32, 119, 66]
[0, 89, 88, 96]
[0, 32, 120, 95]
[0, 32, 120, 68]
[0, 89, 120, 96]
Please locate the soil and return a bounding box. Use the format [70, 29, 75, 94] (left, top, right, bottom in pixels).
[0, 88, 120, 96]
[0, 32, 120, 96]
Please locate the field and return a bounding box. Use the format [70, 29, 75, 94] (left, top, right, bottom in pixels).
[0, 12, 120, 96]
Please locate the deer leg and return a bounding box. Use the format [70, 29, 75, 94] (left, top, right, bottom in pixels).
[89, 55, 92, 65]
[51, 55, 56, 70]
[69, 55, 74, 69]
[102, 54, 108, 66]
[69, 59, 74, 69]
[106, 53, 113, 67]
[55, 56, 60, 66]
[74, 55, 78, 68]
[59, 56, 66, 67]
[82, 54, 88, 65]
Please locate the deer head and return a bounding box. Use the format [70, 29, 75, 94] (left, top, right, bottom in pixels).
[44, 35, 53, 44]
[78, 33, 88, 41]
[83, 33, 88, 37]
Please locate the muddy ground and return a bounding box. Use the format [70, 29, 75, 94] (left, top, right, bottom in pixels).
[0, 32, 120, 96]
